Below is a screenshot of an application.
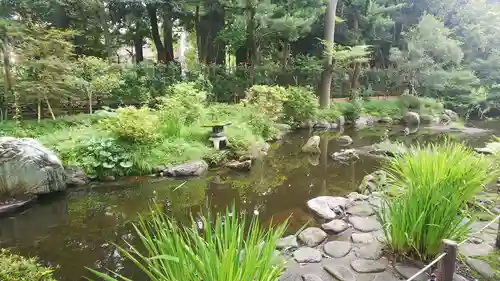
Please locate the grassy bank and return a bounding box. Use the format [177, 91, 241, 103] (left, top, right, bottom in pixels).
[0, 84, 446, 179]
[0, 249, 57, 281]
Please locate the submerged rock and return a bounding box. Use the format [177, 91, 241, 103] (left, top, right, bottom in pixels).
[332, 149, 359, 163]
[225, 160, 252, 171]
[355, 116, 379, 129]
[302, 136, 321, 154]
[164, 160, 208, 177]
[0, 137, 66, 195]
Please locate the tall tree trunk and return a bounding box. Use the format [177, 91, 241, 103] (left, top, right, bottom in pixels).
[146, 4, 167, 63]
[99, 2, 113, 62]
[1, 44, 14, 120]
[134, 34, 144, 63]
[235, 46, 248, 65]
[197, 6, 226, 65]
[319, 0, 339, 108]
[246, 1, 257, 84]
[163, 14, 174, 62]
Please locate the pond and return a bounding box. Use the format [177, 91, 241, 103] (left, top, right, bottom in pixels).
[0, 121, 497, 281]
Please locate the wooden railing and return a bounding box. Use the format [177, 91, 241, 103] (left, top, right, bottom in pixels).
[405, 214, 500, 281]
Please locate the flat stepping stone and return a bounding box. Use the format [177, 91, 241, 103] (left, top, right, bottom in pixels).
[354, 242, 383, 260]
[322, 219, 349, 233]
[307, 196, 349, 220]
[302, 273, 323, 281]
[373, 272, 400, 281]
[293, 247, 322, 263]
[351, 258, 388, 273]
[348, 192, 369, 201]
[324, 241, 352, 258]
[351, 232, 375, 244]
[459, 242, 494, 257]
[346, 203, 374, 217]
[299, 227, 327, 247]
[277, 235, 298, 249]
[348, 216, 381, 232]
[466, 258, 495, 278]
[323, 264, 356, 281]
[394, 264, 428, 281]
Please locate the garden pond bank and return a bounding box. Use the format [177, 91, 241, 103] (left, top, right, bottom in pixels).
[0, 121, 499, 281]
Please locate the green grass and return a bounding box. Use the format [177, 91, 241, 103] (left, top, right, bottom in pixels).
[379, 140, 497, 261]
[88, 204, 288, 281]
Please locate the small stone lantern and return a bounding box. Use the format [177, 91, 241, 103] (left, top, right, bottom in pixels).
[203, 122, 232, 150]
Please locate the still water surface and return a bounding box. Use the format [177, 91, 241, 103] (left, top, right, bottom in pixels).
[0, 122, 496, 280]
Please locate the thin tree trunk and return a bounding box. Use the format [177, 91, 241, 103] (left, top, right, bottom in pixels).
[99, 2, 113, 62]
[134, 35, 144, 63]
[319, 0, 339, 108]
[45, 97, 55, 120]
[88, 89, 93, 114]
[350, 62, 361, 99]
[146, 4, 166, 63]
[1, 44, 14, 120]
[37, 98, 41, 122]
[246, 1, 257, 84]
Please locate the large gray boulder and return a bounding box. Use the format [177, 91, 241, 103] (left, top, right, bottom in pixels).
[164, 160, 208, 177]
[444, 109, 459, 121]
[0, 137, 66, 195]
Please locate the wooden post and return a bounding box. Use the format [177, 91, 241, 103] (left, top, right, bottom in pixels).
[496, 217, 500, 249]
[438, 239, 457, 281]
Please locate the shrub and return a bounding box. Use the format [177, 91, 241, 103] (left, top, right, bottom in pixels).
[363, 100, 402, 118]
[159, 82, 207, 126]
[282, 86, 319, 125]
[244, 85, 288, 121]
[379, 141, 497, 261]
[337, 101, 364, 122]
[89, 205, 288, 281]
[0, 249, 57, 281]
[71, 137, 133, 178]
[99, 106, 160, 143]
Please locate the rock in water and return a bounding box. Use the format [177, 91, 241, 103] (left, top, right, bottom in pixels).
[164, 160, 208, 177]
[337, 135, 353, 146]
[225, 160, 252, 171]
[307, 196, 349, 220]
[404, 111, 420, 126]
[0, 137, 66, 195]
[65, 166, 88, 186]
[302, 136, 321, 153]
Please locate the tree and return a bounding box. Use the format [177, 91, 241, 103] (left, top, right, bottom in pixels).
[319, 0, 339, 108]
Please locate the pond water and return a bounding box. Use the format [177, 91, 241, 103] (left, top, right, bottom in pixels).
[0, 121, 497, 280]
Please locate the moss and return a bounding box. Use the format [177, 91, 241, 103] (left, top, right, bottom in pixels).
[0, 249, 57, 281]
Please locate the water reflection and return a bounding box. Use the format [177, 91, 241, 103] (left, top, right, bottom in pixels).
[0, 123, 496, 281]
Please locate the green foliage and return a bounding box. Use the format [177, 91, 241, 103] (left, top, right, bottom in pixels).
[0, 249, 57, 281]
[244, 85, 288, 121]
[337, 101, 364, 122]
[282, 86, 319, 125]
[99, 107, 160, 144]
[362, 100, 402, 117]
[89, 205, 288, 281]
[72, 137, 133, 179]
[379, 141, 497, 260]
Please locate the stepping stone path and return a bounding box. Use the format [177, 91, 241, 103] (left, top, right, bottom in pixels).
[299, 227, 327, 247]
[280, 191, 499, 281]
[346, 203, 374, 217]
[277, 235, 298, 249]
[354, 242, 382, 260]
[466, 258, 495, 278]
[324, 241, 351, 258]
[348, 216, 382, 232]
[394, 264, 428, 281]
[293, 247, 322, 263]
[322, 219, 349, 233]
[323, 264, 356, 281]
[307, 196, 349, 220]
[351, 232, 375, 244]
[350, 258, 388, 273]
[302, 273, 323, 281]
